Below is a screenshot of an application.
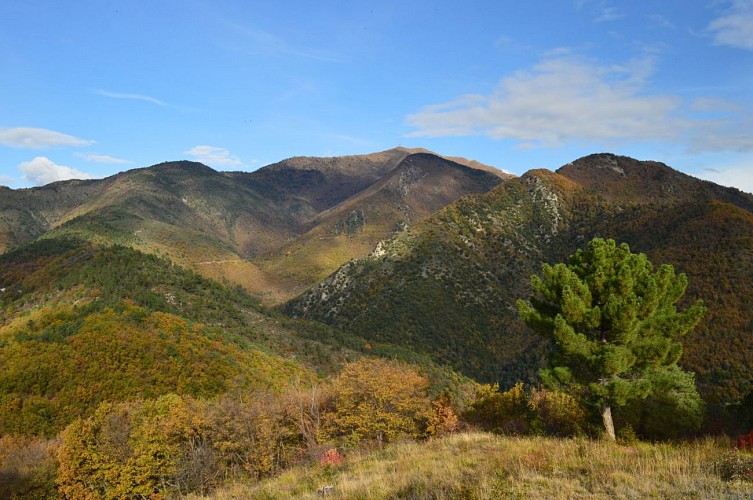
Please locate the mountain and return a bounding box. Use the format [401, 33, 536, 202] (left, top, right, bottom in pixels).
[254, 153, 508, 286]
[286, 153, 753, 404]
[0, 236, 471, 436]
[0, 149, 508, 302]
[0, 237, 312, 435]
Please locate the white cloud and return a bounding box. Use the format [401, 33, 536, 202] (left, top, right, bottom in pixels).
[0, 175, 15, 186]
[76, 153, 131, 164]
[689, 97, 744, 113]
[688, 115, 753, 153]
[695, 162, 753, 194]
[19, 157, 95, 186]
[406, 56, 753, 153]
[0, 127, 94, 148]
[708, 0, 753, 50]
[94, 89, 168, 106]
[406, 57, 685, 148]
[184, 145, 243, 167]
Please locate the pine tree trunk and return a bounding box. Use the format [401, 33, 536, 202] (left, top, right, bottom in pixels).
[602, 404, 616, 441]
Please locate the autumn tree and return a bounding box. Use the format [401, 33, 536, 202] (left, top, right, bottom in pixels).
[321, 358, 431, 446]
[57, 395, 204, 499]
[517, 238, 705, 440]
[426, 392, 460, 437]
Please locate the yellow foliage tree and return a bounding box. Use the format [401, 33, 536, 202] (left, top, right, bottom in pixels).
[57, 394, 203, 499]
[322, 359, 431, 446]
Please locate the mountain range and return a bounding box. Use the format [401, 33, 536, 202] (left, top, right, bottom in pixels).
[287, 153, 753, 404]
[1, 148, 752, 434]
[0, 148, 508, 303]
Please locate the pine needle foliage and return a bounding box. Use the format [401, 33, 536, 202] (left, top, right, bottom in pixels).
[517, 238, 706, 439]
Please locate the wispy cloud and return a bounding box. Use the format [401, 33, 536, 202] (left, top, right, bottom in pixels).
[0, 127, 94, 148]
[331, 134, 372, 147]
[688, 115, 753, 153]
[19, 157, 95, 185]
[0, 174, 15, 186]
[94, 89, 168, 106]
[696, 161, 753, 194]
[689, 97, 743, 113]
[405, 56, 753, 154]
[494, 35, 533, 54]
[647, 14, 675, 30]
[594, 6, 624, 23]
[574, 0, 625, 23]
[76, 153, 131, 164]
[708, 0, 753, 50]
[184, 145, 242, 167]
[222, 23, 339, 62]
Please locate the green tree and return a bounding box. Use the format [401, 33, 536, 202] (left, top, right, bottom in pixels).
[517, 238, 705, 440]
[614, 366, 705, 439]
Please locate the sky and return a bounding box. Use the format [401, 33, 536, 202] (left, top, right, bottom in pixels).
[1, 0, 752, 192]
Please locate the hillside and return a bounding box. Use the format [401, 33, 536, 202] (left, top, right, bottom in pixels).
[255, 153, 507, 285]
[0, 236, 474, 437]
[0, 237, 314, 435]
[199, 432, 753, 499]
[0, 149, 507, 302]
[286, 154, 753, 404]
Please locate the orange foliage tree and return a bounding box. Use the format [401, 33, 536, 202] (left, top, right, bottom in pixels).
[321, 358, 432, 446]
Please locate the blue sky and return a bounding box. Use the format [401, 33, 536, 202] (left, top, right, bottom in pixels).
[1, 0, 752, 192]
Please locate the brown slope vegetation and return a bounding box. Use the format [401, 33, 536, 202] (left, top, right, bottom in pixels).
[602, 200, 753, 402]
[226, 148, 414, 216]
[286, 154, 753, 404]
[558, 153, 753, 208]
[255, 153, 508, 285]
[0, 149, 507, 303]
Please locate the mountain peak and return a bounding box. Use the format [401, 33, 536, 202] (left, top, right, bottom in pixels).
[556, 153, 699, 204]
[395, 147, 514, 178]
[144, 160, 216, 176]
[558, 153, 671, 176]
[556, 153, 753, 210]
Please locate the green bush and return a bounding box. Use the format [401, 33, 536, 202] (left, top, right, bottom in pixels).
[614, 367, 705, 440]
[462, 383, 531, 435]
[528, 388, 586, 437]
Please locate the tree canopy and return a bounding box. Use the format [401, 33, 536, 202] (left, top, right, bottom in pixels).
[517, 238, 705, 439]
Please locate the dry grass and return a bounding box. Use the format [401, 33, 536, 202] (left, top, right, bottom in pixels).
[191, 432, 753, 499]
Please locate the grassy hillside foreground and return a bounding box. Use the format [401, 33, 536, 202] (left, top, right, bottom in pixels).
[194, 433, 753, 499]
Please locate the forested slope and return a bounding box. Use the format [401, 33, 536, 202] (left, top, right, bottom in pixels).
[287, 154, 753, 404]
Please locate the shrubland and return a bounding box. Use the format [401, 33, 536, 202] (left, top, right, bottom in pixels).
[2, 358, 750, 498]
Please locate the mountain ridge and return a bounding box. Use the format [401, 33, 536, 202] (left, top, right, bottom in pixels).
[286, 154, 753, 404]
[0, 148, 507, 302]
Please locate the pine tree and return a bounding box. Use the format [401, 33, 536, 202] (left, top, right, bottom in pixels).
[517, 238, 705, 440]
